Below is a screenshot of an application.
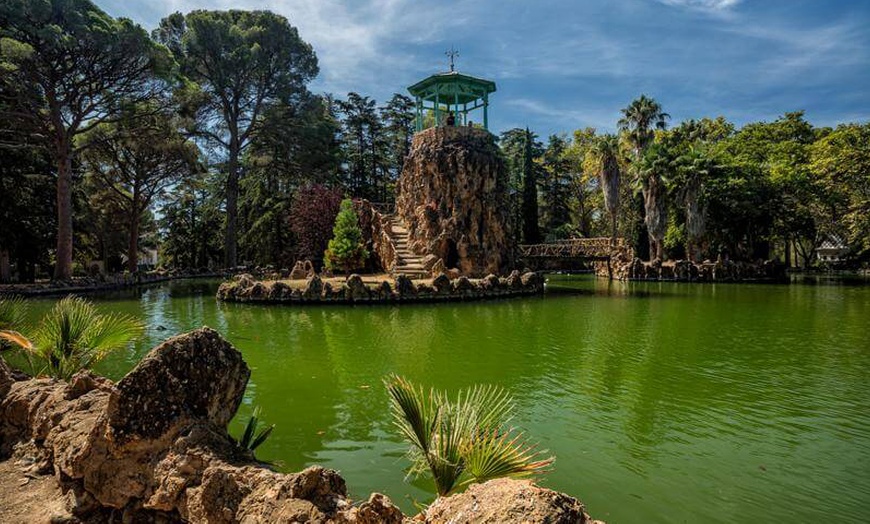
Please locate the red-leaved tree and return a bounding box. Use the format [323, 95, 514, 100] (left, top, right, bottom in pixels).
[289, 185, 343, 267]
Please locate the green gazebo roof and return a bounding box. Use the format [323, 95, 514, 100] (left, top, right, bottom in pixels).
[408, 71, 497, 104]
[408, 69, 496, 131]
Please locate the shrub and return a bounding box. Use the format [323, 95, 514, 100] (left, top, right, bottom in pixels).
[324, 199, 369, 273]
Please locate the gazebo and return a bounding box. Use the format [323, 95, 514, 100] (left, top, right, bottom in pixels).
[408, 68, 496, 132]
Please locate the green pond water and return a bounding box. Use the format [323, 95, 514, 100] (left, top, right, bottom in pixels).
[14, 275, 870, 523]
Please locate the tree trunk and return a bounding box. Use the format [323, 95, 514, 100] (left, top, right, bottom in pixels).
[225, 135, 240, 269]
[54, 140, 74, 280]
[127, 203, 140, 273]
[0, 248, 10, 283]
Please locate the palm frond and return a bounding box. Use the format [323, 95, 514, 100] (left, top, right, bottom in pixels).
[28, 296, 143, 380]
[385, 374, 439, 454]
[0, 330, 33, 350]
[463, 429, 554, 484]
[0, 295, 28, 331]
[386, 376, 555, 497]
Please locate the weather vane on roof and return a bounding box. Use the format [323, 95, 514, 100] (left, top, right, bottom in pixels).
[445, 46, 459, 72]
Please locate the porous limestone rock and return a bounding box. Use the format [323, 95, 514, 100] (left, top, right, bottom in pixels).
[396, 127, 514, 277]
[303, 274, 323, 299]
[423, 478, 603, 524]
[393, 275, 416, 297]
[346, 274, 370, 301]
[107, 328, 249, 444]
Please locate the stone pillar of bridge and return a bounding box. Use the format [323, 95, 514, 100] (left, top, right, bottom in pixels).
[395, 126, 516, 277]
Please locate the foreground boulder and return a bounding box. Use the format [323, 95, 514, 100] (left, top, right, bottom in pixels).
[423, 478, 603, 524]
[0, 328, 351, 521]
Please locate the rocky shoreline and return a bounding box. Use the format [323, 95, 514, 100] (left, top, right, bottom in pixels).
[0, 271, 227, 298]
[216, 270, 545, 305]
[595, 254, 787, 282]
[0, 328, 601, 523]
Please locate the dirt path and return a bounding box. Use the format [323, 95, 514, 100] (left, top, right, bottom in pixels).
[0, 458, 72, 523]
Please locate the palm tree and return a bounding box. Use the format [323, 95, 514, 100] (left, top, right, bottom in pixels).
[636, 145, 670, 261]
[674, 147, 712, 262]
[587, 134, 622, 242]
[618, 95, 670, 159]
[619, 95, 670, 260]
[385, 375, 553, 497]
[0, 296, 143, 380]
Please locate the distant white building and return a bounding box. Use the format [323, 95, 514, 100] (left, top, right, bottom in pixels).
[816, 234, 849, 263]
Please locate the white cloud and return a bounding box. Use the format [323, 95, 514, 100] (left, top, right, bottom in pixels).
[656, 0, 742, 11]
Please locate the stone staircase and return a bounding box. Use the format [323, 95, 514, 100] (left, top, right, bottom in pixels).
[388, 216, 430, 279]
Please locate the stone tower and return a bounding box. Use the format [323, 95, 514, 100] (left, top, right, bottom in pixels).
[395, 126, 515, 277]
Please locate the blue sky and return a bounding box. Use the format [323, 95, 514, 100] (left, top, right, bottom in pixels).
[101, 0, 870, 137]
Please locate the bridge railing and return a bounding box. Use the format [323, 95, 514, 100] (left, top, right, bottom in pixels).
[519, 237, 628, 259]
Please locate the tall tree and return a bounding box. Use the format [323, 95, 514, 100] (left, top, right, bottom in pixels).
[338, 92, 380, 199]
[618, 95, 670, 259]
[585, 134, 622, 242]
[810, 123, 870, 258]
[521, 128, 542, 243]
[636, 143, 671, 260]
[672, 146, 713, 261]
[155, 10, 318, 268]
[0, 0, 172, 279]
[381, 93, 416, 196]
[539, 134, 574, 237]
[81, 103, 198, 271]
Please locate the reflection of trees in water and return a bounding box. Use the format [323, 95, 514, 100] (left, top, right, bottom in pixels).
[218, 303, 343, 471]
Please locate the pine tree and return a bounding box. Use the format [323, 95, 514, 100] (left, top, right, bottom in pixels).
[324, 199, 369, 273]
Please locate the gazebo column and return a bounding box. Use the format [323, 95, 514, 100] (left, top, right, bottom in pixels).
[434, 89, 440, 127]
[483, 91, 489, 130]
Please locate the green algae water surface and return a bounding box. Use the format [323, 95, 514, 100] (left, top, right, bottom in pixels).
[17, 275, 870, 523]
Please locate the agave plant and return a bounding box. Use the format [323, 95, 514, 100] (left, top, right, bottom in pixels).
[235, 406, 275, 459]
[0, 296, 143, 380]
[385, 375, 553, 496]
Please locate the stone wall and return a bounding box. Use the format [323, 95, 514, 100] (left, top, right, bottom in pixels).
[353, 199, 397, 273]
[216, 271, 545, 304]
[596, 255, 788, 282]
[395, 126, 514, 277]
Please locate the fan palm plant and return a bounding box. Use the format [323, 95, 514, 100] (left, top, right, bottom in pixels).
[0, 296, 143, 380]
[0, 295, 29, 350]
[385, 375, 553, 497]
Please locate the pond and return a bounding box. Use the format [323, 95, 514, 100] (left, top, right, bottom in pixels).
[13, 275, 870, 523]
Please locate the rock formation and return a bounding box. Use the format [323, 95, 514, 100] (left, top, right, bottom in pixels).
[395, 126, 514, 277]
[0, 328, 602, 523]
[596, 255, 787, 282]
[424, 478, 604, 524]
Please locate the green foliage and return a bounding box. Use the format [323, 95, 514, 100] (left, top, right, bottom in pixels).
[0, 296, 143, 380]
[154, 9, 319, 268]
[235, 406, 275, 458]
[0, 0, 174, 279]
[0, 296, 28, 350]
[809, 123, 870, 256]
[324, 199, 368, 273]
[385, 375, 553, 497]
